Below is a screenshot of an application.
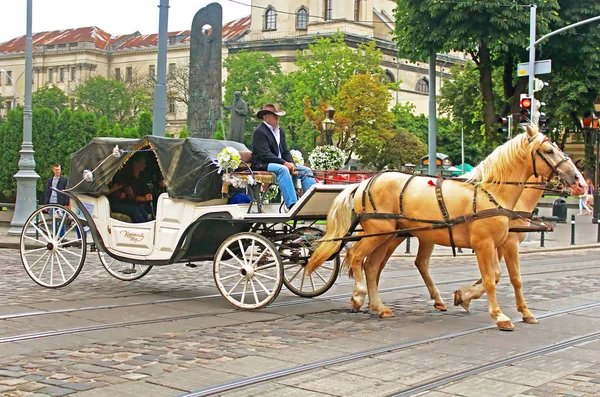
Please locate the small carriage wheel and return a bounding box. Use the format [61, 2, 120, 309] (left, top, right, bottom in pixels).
[281, 227, 340, 298]
[20, 204, 87, 288]
[98, 251, 153, 281]
[214, 232, 283, 310]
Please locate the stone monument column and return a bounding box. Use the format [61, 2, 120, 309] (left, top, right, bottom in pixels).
[187, 2, 223, 138]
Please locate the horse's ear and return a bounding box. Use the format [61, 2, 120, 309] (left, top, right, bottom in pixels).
[525, 123, 537, 137]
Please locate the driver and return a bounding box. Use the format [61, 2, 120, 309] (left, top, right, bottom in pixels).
[251, 104, 316, 210]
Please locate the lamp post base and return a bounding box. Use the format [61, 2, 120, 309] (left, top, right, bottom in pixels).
[9, 143, 39, 235]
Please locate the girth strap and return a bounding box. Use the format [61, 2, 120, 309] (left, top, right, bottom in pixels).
[435, 177, 457, 256]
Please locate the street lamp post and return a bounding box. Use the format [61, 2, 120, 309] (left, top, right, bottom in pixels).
[0, 69, 17, 110]
[9, 0, 39, 235]
[322, 106, 336, 146]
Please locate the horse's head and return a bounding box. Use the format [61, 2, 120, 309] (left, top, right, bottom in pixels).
[526, 124, 587, 196]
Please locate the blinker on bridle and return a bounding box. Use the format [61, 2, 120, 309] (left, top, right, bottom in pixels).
[530, 136, 570, 179]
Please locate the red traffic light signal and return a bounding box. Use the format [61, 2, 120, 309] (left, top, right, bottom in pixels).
[520, 97, 532, 110]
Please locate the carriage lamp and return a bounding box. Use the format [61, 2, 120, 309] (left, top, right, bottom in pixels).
[322, 106, 336, 146]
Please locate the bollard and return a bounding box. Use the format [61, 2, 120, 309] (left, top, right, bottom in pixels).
[540, 217, 545, 248]
[597, 214, 600, 243]
[571, 214, 576, 245]
[405, 237, 411, 254]
[457, 247, 463, 253]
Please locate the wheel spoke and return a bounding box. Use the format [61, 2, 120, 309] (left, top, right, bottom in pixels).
[23, 245, 50, 254]
[57, 247, 82, 259]
[57, 223, 78, 243]
[55, 249, 77, 273]
[250, 279, 259, 304]
[57, 237, 82, 248]
[313, 269, 329, 284]
[220, 261, 242, 271]
[287, 266, 303, 283]
[24, 235, 49, 246]
[225, 248, 245, 267]
[238, 239, 248, 266]
[308, 272, 316, 291]
[26, 250, 50, 270]
[220, 273, 240, 281]
[56, 211, 67, 240]
[39, 214, 53, 240]
[38, 254, 51, 280]
[32, 222, 51, 243]
[254, 272, 277, 281]
[249, 239, 255, 265]
[321, 265, 335, 272]
[55, 253, 67, 284]
[49, 254, 55, 286]
[254, 275, 272, 295]
[299, 269, 306, 291]
[250, 248, 269, 268]
[226, 274, 244, 295]
[240, 279, 248, 305]
[254, 261, 278, 272]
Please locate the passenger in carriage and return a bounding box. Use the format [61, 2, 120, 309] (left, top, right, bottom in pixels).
[252, 104, 316, 210]
[108, 153, 154, 223]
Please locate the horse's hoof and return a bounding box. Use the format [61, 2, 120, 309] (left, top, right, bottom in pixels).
[434, 302, 448, 311]
[379, 310, 395, 318]
[460, 301, 471, 313]
[453, 290, 462, 306]
[350, 297, 363, 312]
[522, 316, 539, 324]
[497, 320, 515, 331]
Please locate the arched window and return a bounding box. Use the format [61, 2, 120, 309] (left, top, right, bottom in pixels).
[264, 7, 276, 31]
[354, 0, 360, 21]
[385, 70, 395, 83]
[297, 7, 308, 30]
[416, 77, 429, 93]
[324, 0, 333, 21]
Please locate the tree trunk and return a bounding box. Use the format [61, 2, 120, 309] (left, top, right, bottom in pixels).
[477, 42, 496, 151]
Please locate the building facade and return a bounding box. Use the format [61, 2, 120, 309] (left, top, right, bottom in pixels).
[0, 0, 466, 133]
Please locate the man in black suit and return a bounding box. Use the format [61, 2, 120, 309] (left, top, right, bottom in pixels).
[44, 163, 69, 237]
[44, 163, 69, 206]
[252, 104, 315, 209]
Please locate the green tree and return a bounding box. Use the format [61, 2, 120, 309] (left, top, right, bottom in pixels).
[32, 107, 58, 197]
[223, 50, 283, 137]
[74, 76, 151, 128]
[137, 111, 153, 138]
[393, 0, 559, 149]
[32, 85, 69, 115]
[333, 74, 395, 169]
[0, 109, 23, 200]
[112, 123, 123, 137]
[179, 124, 189, 138]
[97, 115, 111, 137]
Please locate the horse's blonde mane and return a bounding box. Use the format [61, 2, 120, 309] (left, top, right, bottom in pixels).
[467, 130, 545, 191]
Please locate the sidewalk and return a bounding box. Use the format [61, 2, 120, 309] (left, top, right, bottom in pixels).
[2, 205, 599, 254]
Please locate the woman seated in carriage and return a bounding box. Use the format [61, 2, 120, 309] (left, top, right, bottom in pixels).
[108, 153, 159, 223]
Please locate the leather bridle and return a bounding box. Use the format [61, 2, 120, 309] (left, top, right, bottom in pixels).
[531, 137, 571, 180]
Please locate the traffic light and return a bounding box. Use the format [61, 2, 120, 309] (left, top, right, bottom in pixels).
[520, 94, 532, 123]
[539, 112, 549, 133]
[497, 115, 512, 139]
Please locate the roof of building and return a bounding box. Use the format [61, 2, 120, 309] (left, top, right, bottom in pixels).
[0, 15, 251, 55]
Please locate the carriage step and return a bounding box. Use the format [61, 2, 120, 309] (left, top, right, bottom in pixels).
[120, 268, 138, 274]
[186, 263, 198, 268]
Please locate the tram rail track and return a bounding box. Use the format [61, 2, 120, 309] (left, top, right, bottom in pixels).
[3, 260, 599, 322]
[1, 263, 599, 345]
[175, 301, 600, 397]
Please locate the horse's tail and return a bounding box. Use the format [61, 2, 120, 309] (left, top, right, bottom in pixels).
[306, 183, 359, 274]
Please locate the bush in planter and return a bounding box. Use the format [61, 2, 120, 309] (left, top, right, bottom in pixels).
[308, 145, 345, 170]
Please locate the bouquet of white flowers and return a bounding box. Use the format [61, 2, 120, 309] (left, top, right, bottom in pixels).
[290, 149, 304, 166]
[217, 147, 242, 173]
[308, 145, 345, 170]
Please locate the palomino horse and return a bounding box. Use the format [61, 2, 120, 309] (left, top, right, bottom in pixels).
[345, 175, 565, 327]
[306, 126, 586, 330]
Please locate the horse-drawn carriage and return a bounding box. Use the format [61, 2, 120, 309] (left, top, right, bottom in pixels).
[19, 136, 343, 309]
[19, 127, 586, 330]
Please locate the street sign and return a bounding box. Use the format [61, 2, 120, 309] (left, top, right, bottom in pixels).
[518, 59, 552, 77]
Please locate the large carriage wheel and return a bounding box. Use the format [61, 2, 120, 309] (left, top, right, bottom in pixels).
[214, 232, 283, 310]
[98, 251, 153, 281]
[20, 205, 87, 288]
[281, 227, 340, 298]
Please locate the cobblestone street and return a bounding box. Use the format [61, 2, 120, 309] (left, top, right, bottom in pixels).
[1, 248, 599, 396]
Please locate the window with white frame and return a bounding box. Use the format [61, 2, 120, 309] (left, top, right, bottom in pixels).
[297, 7, 308, 30]
[264, 7, 276, 31]
[168, 97, 176, 114]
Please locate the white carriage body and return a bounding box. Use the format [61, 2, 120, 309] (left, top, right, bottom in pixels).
[74, 184, 348, 262]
